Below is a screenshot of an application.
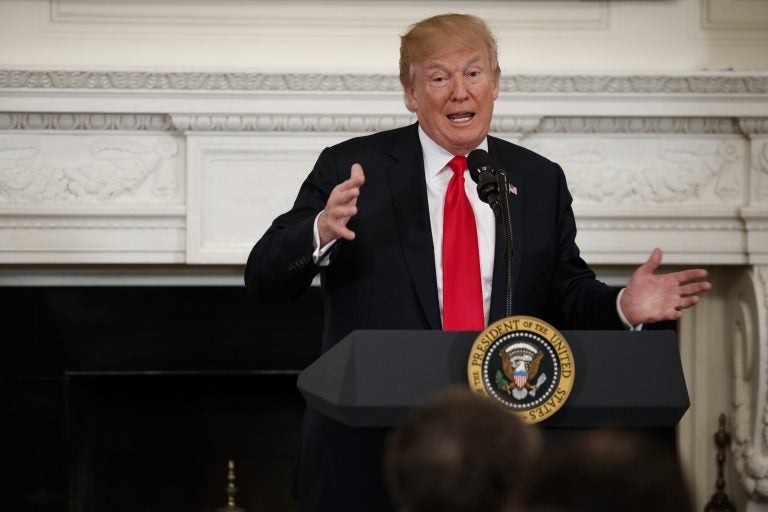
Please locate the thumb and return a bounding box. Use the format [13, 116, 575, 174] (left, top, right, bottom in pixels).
[350, 163, 365, 184]
[641, 247, 663, 274]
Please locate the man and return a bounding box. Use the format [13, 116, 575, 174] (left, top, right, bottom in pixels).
[245, 13, 711, 512]
[522, 429, 695, 512]
[385, 387, 540, 512]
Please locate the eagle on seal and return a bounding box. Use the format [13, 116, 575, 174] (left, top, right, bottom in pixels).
[499, 342, 546, 399]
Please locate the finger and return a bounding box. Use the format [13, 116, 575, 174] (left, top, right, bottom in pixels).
[679, 281, 712, 297]
[328, 186, 360, 207]
[325, 206, 358, 221]
[676, 295, 701, 310]
[670, 268, 709, 284]
[336, 225, 356, 241]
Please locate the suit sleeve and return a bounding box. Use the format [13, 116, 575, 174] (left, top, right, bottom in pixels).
[549, 164, 624, 330]
[244, 147, 343, 300]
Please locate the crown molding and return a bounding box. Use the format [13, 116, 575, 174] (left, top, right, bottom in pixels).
[1, 69, 767, 95]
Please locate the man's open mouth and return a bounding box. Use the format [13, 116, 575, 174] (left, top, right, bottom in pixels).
[447, 112, 475, 123]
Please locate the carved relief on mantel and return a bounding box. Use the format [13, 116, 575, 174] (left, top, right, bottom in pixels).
[522, 137, 743, 207]
[739, 119, 768, 205]
[0, 133, 182, 204]
[730, 266, 768, 499]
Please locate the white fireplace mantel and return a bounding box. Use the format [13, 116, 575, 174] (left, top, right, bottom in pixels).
[3, 68, 768, 510]
[1, 68, 767, 267]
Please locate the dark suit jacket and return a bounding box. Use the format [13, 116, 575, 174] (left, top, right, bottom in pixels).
[244, 122, 624, 511]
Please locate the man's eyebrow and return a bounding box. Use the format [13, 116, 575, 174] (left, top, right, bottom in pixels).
[422, 57, 484, 72]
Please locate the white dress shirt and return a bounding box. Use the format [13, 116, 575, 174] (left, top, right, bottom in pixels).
[418, 127, 495, 326]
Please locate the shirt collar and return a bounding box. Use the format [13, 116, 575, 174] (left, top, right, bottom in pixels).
[418, 125, 489, 180]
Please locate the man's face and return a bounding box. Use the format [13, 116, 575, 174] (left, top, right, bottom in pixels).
[405, 48, 499, 155]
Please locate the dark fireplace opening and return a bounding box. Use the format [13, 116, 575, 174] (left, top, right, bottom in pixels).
[67, 372, 304, 512]
[0, 285, 323, 512]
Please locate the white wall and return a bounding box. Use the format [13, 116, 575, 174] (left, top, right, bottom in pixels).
[1, 0, 766, 73]
[2, 1, 768, 511]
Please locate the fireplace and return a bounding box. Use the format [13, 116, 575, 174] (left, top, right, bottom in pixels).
[0, 285, 322, 512]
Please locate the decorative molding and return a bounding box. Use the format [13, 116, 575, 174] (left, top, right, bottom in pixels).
[44, 0, 610, 32]
[575, 219, 743, 231]
[0, 113, 173, 131]
[171, 114, 747, 135]
[0, 70, 403, 92]
[702, 0, 768, 32]
[730, 266, 768, 499]
[0, 135, 181, 203]
[0, 218, 184, 229]
[537, 117, 740, 134]
[754, 141, 768, 203]
[527, 139, 743, 206]
[739, 119, 768, 136]
[171, 114, 415, 134]
[2, 70, 767, 95]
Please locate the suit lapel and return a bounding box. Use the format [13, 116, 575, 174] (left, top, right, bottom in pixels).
[488, 137, 524, 322]
[386, 125, 442, 329]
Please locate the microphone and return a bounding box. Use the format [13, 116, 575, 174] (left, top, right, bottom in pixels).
[467, 149, 502, 218]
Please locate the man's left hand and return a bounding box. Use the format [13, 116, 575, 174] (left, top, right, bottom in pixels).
[620, 248, 712, 326]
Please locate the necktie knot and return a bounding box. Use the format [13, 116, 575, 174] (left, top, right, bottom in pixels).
[447, 155, 467, 177]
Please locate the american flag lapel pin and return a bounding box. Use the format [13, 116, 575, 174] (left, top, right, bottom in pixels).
[508, 183, 518, 196]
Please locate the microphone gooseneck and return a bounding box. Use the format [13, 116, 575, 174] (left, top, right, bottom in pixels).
[467, 149, 515, 318]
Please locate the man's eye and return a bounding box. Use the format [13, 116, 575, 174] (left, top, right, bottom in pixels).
[431, 76, 449, 87]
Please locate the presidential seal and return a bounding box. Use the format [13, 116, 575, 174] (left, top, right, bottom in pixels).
[467, 316, 575, 424]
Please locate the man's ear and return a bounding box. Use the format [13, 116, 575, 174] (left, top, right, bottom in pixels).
[404, 86, 418, 113]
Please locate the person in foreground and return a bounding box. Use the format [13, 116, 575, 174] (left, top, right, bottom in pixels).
[522, 429, 695, 512]
[244, 12, 711, 512]
[386, 387, 540, 512]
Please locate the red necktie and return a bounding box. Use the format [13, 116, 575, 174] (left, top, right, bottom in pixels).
[442, 155, 484, 331]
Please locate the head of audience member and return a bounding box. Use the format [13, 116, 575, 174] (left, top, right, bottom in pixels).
[399, 13, 501, 155]
[385, 387, 541, 512]
[522, 429, 694, 512]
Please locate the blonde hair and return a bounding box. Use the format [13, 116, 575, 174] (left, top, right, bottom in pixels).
[399, 13, 500, 90]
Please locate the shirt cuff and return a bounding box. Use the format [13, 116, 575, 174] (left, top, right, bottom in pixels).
[312, 211, 337, 267]
[616, 288, 643, 331]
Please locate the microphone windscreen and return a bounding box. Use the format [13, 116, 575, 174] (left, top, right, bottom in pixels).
[467, 149, 499, 184]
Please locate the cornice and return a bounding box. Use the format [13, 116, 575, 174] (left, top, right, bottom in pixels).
[0, 113, 754, 135]
[2, 70, 767, 95]
[0, 113, 173, 131]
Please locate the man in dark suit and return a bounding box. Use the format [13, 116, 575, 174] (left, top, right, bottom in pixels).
[245, 13, 711, 512]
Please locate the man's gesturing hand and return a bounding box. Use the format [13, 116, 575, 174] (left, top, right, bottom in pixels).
[317, 163, 366, 247]
[620, 248, 712, 326]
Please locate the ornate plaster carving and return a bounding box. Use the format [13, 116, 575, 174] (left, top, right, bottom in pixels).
[2, 70, 767, 95]
[730, 266, 768, 498]
[0, 218, 184, 229]
[737, 119, 768, 204]
[171, 114, 415, 133]
[537, 117, 739, 135]
[740, 119, 768, 136]
[524, 139, 743, 205]
[0, 113, 173, 131]
[752, 141, 768, 203]
[576, 220, 742, 232]
[0, 135, 180, 203]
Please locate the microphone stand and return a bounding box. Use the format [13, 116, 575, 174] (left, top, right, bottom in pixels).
[494, 172, 515, 317]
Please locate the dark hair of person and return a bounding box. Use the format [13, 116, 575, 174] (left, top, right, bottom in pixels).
[385, 387, 539, 512]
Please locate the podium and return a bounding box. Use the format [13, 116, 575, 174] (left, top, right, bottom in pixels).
[297, 329, 689, 429]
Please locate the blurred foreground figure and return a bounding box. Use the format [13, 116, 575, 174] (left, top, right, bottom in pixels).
[523, 429, 694, 512]
[385, 388, 541, 512]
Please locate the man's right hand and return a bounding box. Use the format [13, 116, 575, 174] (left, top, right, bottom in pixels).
[317, 163, 366, 247]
